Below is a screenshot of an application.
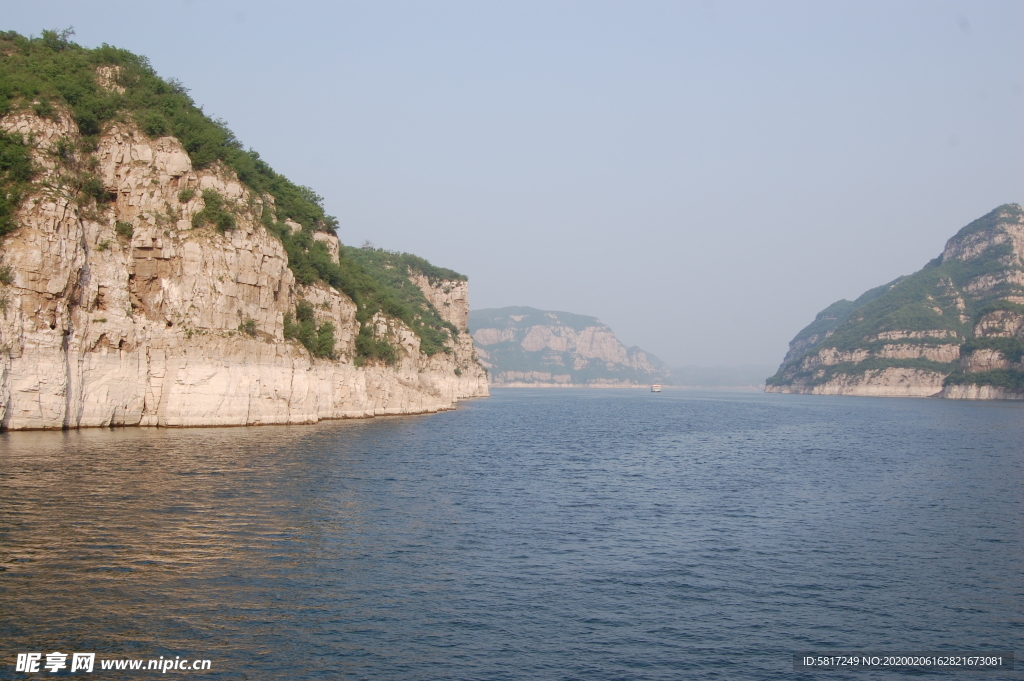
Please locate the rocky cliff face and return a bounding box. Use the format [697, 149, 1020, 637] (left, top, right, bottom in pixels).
[469, 306, 671, 386]
[767, 204, 1024, 399]
[0, 108, 487, 430]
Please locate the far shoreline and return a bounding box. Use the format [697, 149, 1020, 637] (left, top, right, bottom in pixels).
[488, 384, 765, 391]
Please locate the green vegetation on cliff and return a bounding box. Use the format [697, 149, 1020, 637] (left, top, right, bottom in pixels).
[0, 130, 34, 237]
[0, 29, 336, 234]
[944, 368, 1024, 391]
[773, 357, 956, 388]
[345, 247, 459, 357]
[768, 204, 1024, 392]
[959, 337, 1024, 364]
[284, 301, 336, 360]
[0, 29, 460, 360]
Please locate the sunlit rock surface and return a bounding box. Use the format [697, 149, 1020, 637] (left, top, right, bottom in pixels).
[767, 204, 1024, 399]
[0, 110, 487, 430]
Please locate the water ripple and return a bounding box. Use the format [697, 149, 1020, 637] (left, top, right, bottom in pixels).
[1, 390, 1022, 679]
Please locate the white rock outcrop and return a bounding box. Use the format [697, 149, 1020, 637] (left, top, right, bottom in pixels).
[0, 110, 487, 430]
[940, 384, 1024, 400]
[769, 368, 946, 398]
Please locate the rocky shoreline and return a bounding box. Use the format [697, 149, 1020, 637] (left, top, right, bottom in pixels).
[0, 108, 488, 430]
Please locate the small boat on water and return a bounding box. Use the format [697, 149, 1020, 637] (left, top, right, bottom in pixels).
[651, 384, 662, 392]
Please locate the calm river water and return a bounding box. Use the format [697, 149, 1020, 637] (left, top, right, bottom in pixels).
[1, 389, 1021, 679]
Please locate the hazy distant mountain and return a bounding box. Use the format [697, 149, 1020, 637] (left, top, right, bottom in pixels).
[767, 204, 1024, 399]
[469, 307, 673, 386]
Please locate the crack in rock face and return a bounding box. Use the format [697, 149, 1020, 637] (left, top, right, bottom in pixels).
[0, 109, 487, 430]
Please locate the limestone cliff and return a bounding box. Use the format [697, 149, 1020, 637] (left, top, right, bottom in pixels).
[767, 204, 1024, 399]
[469, 306, 672, 386]
[0, 46, 486, 429]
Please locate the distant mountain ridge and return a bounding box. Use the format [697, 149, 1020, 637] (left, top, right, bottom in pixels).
[767, 204, 1024, 399]
[469, 306, 672, 386]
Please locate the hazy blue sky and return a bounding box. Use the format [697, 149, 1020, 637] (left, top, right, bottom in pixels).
[6, 1, 1023, 367]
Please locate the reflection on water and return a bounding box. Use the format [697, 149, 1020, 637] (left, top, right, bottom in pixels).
[1, 392, 1022, 679]
[1, 422, 384, 677]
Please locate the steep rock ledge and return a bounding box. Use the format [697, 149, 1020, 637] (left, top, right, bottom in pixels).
[0, 111, 487, 430]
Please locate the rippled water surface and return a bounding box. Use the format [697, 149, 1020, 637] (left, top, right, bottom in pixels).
[1, 389, 1022, 679]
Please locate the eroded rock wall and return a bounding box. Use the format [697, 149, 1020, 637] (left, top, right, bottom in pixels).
[0, 111, 486, 430]
[768, 368, 947, 397]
